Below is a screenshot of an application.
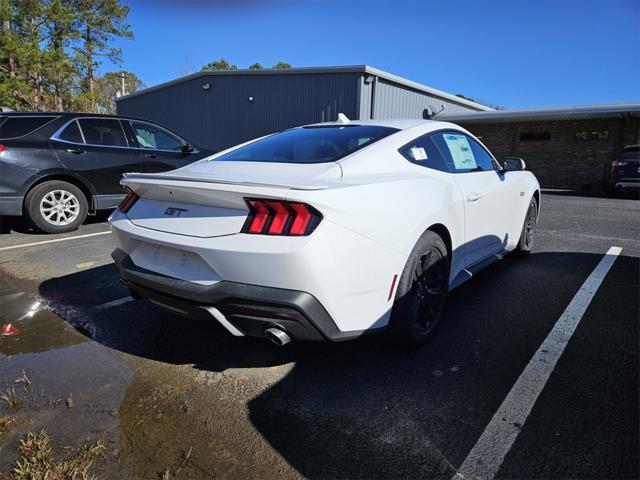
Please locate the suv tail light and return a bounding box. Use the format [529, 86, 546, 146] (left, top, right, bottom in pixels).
[242, 198, 322, 236]
[0, 145, 7, 154]
[118, 186, 139, 213]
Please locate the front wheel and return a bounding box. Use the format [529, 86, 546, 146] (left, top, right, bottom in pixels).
[515, 196, 538, 256]
[388, 231, 450, 347]
[24, 180, 88, 234]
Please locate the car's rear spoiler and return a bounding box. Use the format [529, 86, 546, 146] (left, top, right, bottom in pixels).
[121, 172, 329, 191]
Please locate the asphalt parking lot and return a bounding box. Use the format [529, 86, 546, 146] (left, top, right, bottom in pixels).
[0, 190, 638, 479]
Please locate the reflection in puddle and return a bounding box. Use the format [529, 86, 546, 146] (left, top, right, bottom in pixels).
[0, 291, 87, 356]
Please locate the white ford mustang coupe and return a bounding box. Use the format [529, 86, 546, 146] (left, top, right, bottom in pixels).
[109, 118, 540, 346]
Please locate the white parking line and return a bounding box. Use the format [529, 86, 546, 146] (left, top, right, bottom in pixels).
[454, 245, 622, 480]
[0, 231, 111, 252]
[94, 296, 134, 310]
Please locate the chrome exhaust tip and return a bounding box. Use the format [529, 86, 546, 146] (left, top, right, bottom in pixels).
[264, 327, 291, 346]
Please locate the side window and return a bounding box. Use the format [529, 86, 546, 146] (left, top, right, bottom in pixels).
[399, 135, 448, 172]
[432, 132, 496, 173]
[0, 116, 56, 139]
[78, 118, 127, 147]
[57, 120, 84, 143]
[130, 121, 183, 151]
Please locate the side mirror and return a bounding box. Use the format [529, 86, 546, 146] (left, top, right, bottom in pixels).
[181, 142, 195, 153]
[503, 157, 526, 172]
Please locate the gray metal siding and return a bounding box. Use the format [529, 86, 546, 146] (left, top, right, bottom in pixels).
[358, 76, 373, 119]
[117, 72, 360, 151]
[371, 78, 481, 119]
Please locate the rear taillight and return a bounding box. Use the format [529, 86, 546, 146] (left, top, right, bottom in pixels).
[118, 186, 139, 213]
[0, 145, 7, 154]
[242, 198, 322, 236]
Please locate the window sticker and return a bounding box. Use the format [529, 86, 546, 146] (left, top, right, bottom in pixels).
[410, 147, 428, 161]
[443, 134, 476, 170]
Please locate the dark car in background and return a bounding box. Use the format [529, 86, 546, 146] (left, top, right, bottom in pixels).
[0, 112, 213, 233]
[604, 144, 640, 196]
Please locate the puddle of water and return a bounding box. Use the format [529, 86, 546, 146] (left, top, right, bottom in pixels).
[117, 362, 301, 480]
[0, 292, 86, 356]
[0, 277, 132, 477]
[0, 272, 299, 479]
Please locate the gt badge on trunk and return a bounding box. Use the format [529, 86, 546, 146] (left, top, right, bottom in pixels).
[165, 207, 188, 217]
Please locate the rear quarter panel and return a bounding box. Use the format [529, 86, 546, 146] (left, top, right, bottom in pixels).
[285, 166, 466, 286]
[0, 143, 63, 196]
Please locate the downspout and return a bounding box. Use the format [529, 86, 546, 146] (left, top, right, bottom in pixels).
[370, 76, 378, 120]
[355, 75, 362, 120]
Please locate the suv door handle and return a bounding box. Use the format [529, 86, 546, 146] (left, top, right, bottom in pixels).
[466, 192, 482, 202]
[144, 153, 157, 159]
[66, 148, 84, 154]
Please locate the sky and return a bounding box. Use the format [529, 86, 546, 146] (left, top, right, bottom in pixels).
[106, 0, 640, 109]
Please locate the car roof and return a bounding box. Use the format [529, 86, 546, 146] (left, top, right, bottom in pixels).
[0, 111, 67, 116]
[0, 111, 153, 123]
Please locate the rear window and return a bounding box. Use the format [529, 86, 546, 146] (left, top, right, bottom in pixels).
[622, 146, 640, 160]
[0, 116, 56, 139]
[78, 118, 127, 147]
[215, 125, 398, 164]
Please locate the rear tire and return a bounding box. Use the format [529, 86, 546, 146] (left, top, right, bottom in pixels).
[515, 196, 538, 256]
[24, 180, 88, 234]
[388, 231, 449, 347]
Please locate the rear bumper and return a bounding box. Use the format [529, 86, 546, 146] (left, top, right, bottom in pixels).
[112, 248, 373, 342]
[605, 178, 640, 189]
[0, 196, 23, 216]
[613, 181, 640, 189]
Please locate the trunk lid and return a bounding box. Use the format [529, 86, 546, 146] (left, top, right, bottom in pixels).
[122, 160, 341, 238]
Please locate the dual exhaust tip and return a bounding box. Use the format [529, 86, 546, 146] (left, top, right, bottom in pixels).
[264, 327, 291, 346]
[200, 305, 291, 346]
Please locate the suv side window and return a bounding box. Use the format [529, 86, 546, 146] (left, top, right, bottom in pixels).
[78, 118, 128, 147]
[129, 121, 183, 151]
[399, 135, 448, 172]
[432, 131, 496, 173]
[0, 116, 57, 139]
[57, 120, 84, 143]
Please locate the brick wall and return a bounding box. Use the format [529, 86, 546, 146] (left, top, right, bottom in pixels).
[458, 117, 640, 189]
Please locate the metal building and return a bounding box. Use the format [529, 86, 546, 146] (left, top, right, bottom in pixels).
[115, 65, 492, 152]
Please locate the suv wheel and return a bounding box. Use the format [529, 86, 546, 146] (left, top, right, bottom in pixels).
[24, 180, 88, 233]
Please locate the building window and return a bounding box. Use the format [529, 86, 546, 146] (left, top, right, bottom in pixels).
[574, 130, 610, 141]
[520, 132, 551, 141]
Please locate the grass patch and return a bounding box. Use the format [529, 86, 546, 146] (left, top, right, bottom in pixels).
[12, 430, 105, 480]
[15, 371, 32, 392]
[1, 388, 20, 409]
[0, 414, 26, 442]
[159, 446, 193, 480]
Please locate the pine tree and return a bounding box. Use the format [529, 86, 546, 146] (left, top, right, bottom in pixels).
[71, 0, 132, 110]
[0, 0, 135, 112]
